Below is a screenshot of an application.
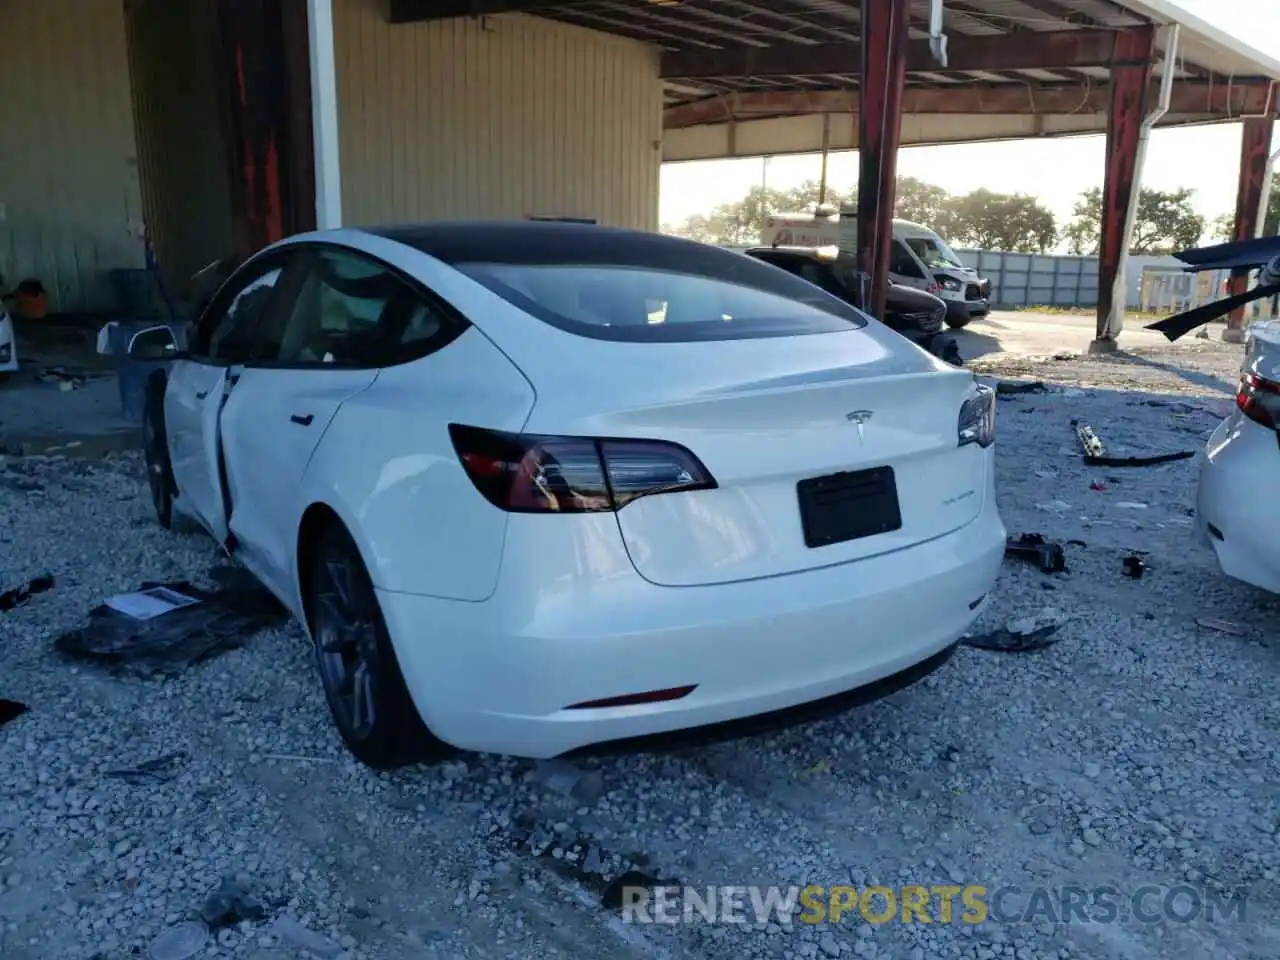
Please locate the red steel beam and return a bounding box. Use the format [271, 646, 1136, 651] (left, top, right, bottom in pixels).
[1095, 26, 1155, 346]
[662, 81, 1277, 129]
[1227, 114, 1277, 333]
[661, 27, 1120, 80]
[857, 0, 910, 322]
[210, 0, 314, 258]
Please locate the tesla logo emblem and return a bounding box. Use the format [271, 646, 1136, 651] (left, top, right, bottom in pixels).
[846, 409, 873, 444]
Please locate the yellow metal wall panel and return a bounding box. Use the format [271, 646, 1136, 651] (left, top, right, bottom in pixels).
[334, 2, 662, 230]
[0, 0, 144, 312]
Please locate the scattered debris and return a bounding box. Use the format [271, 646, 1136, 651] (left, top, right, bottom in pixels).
[200, 876, 265, 929]
[1005, 533, 1067, 573]
[269, 915, 342, 957]
[1071, 419, 1194, 467]
[1115, 501, 1149, 510]
[1090, 480, 1106, 492]
[0, 572, 54, 612]
[1035, 499, 1072, 512]
[1067, 539, 1088, 548]
[34, 365, 91, 390]
[529, 758, 606, 806]
[601, 870, 665, 912]
[1122, 556, 1146, 579]
[1196, 617, 1248, 637]
[104, 751, 187, 782]
[147, 921, 209, 960]
[963, 611, 1066, 653]
[0, 699, 29, 728]
[1074, 420, 1106, 459]
[996, 380, 1046, 395]
[259, 753, 337, 764]
[53, 568, 286, 677]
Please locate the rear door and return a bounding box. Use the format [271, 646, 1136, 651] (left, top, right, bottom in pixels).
[165, 256, 290, 540]
[218, 244, 465, 596]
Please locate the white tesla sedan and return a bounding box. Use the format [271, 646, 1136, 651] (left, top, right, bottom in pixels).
[1198, 319, 1280, 593]
[129, 222, 1005, 768]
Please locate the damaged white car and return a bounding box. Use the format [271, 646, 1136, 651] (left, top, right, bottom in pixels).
[0, 304, 17, 376]
[129, 222, 1005, 767]
[1198, 319, 1280, 593]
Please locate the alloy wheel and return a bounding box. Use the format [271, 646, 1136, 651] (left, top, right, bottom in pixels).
[312, 549, 380, 739]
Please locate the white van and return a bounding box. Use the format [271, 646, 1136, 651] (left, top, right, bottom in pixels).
[761, 208, 991, 328]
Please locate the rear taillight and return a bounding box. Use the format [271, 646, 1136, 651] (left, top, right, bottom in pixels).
[927, 282, 942, 294]
[958, 383, 996, 448]
[448, 424, 717, 513]
[1236, 372, 1280, 430]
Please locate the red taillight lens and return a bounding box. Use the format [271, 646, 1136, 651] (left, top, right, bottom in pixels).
[1236, 372, 1280, 430]
[448, 424, 717, 513]
[927, 282, 942, 294]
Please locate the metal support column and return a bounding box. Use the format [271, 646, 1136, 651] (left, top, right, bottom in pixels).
[1224, 115, 1276, 342]
[211, 0, 316, 260]
[1091, 26, 1154, 354]
[856, 0, 910, 321]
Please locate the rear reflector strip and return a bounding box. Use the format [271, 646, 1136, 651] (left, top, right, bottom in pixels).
[565, 685, 697, 710]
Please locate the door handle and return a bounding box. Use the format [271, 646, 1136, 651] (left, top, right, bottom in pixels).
[195, 391, 208, 400]
[290, 414, 314, 427]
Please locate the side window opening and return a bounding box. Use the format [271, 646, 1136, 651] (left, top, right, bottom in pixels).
[271, 248, 461, 367]
[201, 267, 284, 363]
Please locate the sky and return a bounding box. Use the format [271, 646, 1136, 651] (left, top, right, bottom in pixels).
[658, 0, 1280, 233]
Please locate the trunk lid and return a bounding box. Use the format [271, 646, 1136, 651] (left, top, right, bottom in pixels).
[519, 325, 988, 586]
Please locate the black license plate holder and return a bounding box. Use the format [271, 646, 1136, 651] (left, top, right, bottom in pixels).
[798, 466, 902, 548]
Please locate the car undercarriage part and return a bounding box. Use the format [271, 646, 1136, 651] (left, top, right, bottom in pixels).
[0, 699, 29, 728]
[1071, 419, 1194, 467]
[53, 567, 286, 677]
[0, 572, 54, 613]
[1005, 533, 1066, 574]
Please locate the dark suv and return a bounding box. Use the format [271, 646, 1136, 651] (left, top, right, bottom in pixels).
[744, 246, 958, 363]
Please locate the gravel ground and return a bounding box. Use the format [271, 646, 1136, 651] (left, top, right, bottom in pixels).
[2, 336, 1278, 960]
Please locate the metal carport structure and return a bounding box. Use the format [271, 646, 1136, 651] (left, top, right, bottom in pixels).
[379, 0, 1280, 345]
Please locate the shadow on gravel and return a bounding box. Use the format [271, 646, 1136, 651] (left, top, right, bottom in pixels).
[1108, 350, 1238, 396]
[951, 326, 1003, 362]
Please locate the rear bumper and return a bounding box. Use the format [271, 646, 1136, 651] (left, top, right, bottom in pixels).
[1197, 415, 1280, 594]
[378, 496, 1006, 758]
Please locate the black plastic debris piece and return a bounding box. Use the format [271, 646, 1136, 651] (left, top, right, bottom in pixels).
[996, 379, 1046, 396]
[601, 870, 666, 912]
[53, 568, 286, 677]
[1122, 555, 1146, 579]
[0, 699, 29, 728]
[963, 623, 1063, 653]
[0, 573, 55, 613]
[1005, 534, 1066, 574]
[1067, 539, 1088, 548]
[104, 750, 187, 783]
[200, 876, 266, 929]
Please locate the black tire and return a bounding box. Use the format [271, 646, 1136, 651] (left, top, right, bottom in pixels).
[306, 523, 450, 769]
[944, 315, 971, 330]
[142, 378, 176, 530]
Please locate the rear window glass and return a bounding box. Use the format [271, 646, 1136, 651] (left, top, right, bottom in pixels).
[452, 262, 868, 342]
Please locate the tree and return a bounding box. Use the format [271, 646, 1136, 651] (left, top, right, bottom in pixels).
[942, 189, 1058, 253]
[1062, 186, 1205, 256]
[894, 177, 951, 227]
[1211, 178, 1280, 242]
[663, 181, 851, 246]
